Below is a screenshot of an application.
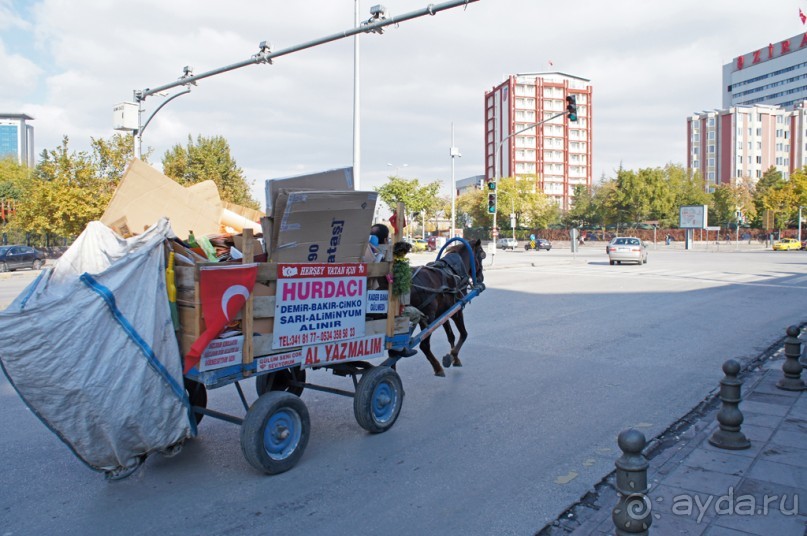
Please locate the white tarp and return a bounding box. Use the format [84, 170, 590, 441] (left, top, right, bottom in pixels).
[0, 218, 194, 477]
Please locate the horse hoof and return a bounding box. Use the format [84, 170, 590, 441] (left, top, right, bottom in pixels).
[435, 370, 446, 377]
[442, 354, 453, 368]
[453, 359, 463, 367]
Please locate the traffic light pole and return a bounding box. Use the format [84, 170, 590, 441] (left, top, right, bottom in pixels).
[490, 109, 569, 264]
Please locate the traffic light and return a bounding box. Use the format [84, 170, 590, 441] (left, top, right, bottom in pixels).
[566, 95, 577, 122]
[487, 193, 496, 214]
[486, 179, 496, 191]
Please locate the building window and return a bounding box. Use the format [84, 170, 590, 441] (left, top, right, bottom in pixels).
[708, 131, 715, 140]
[708, 145, 715, 153]
[756, 156, 762, 164]
[693, 133, 700, 142]
[708, 118, 715, 126]
[708, 172, 715, 180]
[708, 158, 715, 167]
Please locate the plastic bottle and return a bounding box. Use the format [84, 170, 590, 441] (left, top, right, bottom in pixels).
[187, 230, 200, 249]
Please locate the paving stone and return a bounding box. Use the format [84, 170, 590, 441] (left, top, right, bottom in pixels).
[739, 400, 791, 417]
[701, 437, 763, 459]
[737, 423, 774, 443]
[702, 526, 757, 535]
[734, 478, 807, 515]
[659, 465, 743, 496]
[711, 509, 807, 536]
[758, 443, 807, 469]
[754, 380, 802, 398]
[646, 508, 708, 535]
[768, 429, 807, 449]
[745, 391, 795, 406]
[650, 483, 716, 521]
[746, 459, 807, 488]
[740, 410, 783, 429]
[681, 447, 755, 476]
[780, 416, 807, 433]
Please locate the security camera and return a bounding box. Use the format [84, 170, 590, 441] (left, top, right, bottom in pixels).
[369, 4, 387, 18]
[259, 41, 271, 53]
[182, 65, 193, 77]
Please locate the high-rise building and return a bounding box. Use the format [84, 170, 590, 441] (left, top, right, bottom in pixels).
[722, 33, 807, 108]
[687, 104, 794, 189]
[484, 73, 592, 210]
[0, 114, 35, 167]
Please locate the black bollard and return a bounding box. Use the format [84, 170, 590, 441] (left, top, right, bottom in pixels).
[708, 359, 751, 450]
[777, 325, 806, 391]
[612, 429, 652, 536]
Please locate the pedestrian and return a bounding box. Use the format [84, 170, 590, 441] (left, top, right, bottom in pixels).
[665, 234, 671, 246]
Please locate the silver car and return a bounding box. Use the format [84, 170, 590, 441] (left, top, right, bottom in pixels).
[607, 237, 647, 265]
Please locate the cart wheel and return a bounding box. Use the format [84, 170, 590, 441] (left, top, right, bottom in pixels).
[353, 366, 404, 434]
[184, 378, 207, 425]
[240, 392, 310, 475]
[255, 366, 306, 397]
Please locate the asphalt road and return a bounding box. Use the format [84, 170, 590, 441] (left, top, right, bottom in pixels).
[1, 243, 805, 535]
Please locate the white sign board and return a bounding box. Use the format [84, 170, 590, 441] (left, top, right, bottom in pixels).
[255, 349, 303, 374]
[301, 334, 385, 369]
[679, 205, 708, 229]
[199, 335, 243, 372]
[273, 263, 367, 349]
[366, 290, 388, 314]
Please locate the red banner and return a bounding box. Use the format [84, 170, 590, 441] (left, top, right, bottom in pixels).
[184, 264, 258, 373]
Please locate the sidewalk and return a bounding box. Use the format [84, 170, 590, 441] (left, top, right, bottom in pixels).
[543, 345, 807, 535]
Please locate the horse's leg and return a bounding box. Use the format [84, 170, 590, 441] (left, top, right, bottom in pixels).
[418, 319, 445, 377]
[448, 311, 468, 367]
[441, 321, 456, 369]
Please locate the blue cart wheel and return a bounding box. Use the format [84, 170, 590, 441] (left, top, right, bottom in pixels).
[353, 366, 404, 433]
[240, 392, 310, 475]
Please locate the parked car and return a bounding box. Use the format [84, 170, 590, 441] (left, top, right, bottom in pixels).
[0, 245, 46, 272]
[411, 239, 428, 252]
[606, 237, 647, 265]
[525, 238, 552, 251]
[773, 238, 801, 251]
[497, 237, 518, 250]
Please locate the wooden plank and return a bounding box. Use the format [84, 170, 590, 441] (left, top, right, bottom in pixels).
[385, 202, 405, 346]
[242, 229, 255, 375]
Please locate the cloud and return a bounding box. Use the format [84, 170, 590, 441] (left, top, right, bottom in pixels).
[7, 0, 805, 204]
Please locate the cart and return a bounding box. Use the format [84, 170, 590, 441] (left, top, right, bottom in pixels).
[176, 230, 484, 475]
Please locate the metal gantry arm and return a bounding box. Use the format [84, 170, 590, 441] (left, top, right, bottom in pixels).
[129, 0, 480, 157]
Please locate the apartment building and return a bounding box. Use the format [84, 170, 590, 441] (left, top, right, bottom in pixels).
[484, 72, 592, 210]
[0, 113, 35, 167]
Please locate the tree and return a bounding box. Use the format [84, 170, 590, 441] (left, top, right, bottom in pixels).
[0, 157, 30, 200]
[10, 136, 112, 238]
[162, 134, 259, 210]
[375, 176, 441, 232]
[90, 133, 138, 183]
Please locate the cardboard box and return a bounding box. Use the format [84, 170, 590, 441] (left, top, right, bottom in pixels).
[265, 167, 354, 218]
[274, 191, 377, 263]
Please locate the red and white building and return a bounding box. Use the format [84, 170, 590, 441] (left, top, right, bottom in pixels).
[687, 31, 807, 189]
[484, 73, 593, 210]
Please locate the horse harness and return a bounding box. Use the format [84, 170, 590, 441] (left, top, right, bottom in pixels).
[410, 252, 470, 315]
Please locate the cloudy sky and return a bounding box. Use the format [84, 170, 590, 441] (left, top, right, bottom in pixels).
[1, 0, 803, 205]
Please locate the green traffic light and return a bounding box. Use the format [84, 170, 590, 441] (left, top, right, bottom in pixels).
[487, 205, 496, 214]
[568, 112, 577, 122]
[487, 181, 496, 191]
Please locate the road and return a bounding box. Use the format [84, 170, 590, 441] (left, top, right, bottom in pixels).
[1, 244, 805, 535]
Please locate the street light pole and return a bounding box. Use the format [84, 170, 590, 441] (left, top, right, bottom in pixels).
[353, 0, 361, 189]
[450, 122, 461, 238]
[799, 206, 805, 244]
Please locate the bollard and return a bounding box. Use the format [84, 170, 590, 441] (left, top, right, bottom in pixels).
[708, 359, 751, 450]
[777, 325, 806, 391]
[612, 429, 652, 536]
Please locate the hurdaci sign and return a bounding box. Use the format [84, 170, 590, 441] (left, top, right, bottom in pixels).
[735, 33, 807, 70]
[273, 263, 368, 349]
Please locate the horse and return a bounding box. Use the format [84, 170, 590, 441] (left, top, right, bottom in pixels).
[408, 238, 485, 377]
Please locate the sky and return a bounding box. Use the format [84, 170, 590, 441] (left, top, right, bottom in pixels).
[1, 0, 805, 208]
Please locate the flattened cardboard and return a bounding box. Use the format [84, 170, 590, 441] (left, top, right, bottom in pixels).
[101, 159, 220, 238]
[264, 167, 354, 218]
[274, 191, 377, 263]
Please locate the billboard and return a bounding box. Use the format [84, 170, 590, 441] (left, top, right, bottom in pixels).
[679, 205, 708, 229]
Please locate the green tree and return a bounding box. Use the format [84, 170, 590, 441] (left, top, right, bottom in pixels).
[162, 134, 259, 209]
[375, 176, 441, 232]
[90, 133, 138, 183]
[11, 136, 111, 238]
[0, 157, 30, 200]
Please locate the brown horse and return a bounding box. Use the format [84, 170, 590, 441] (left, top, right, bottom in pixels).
[409, 239, 485, 377]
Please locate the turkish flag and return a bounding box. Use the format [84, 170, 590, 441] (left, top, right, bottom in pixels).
[184, 263, 258, 373]
[800, 8, 806, 24]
